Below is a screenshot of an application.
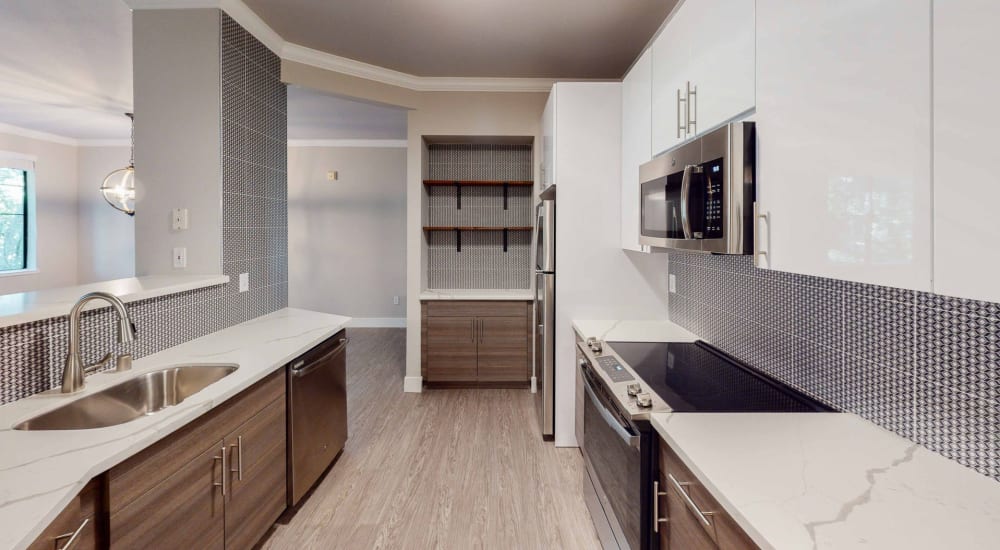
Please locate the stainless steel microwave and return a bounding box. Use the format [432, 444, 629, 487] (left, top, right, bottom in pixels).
[639, 121, 755, 254]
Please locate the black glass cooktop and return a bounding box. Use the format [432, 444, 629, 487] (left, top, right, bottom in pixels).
[607, 341, 832, 413]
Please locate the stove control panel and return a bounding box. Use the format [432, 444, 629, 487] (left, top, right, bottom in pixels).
[595, 356, 634, 382]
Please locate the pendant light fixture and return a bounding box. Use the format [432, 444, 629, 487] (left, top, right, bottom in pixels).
[100, 112, 136, 216]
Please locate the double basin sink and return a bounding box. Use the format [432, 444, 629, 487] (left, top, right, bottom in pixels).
[13, 364, 239, 431]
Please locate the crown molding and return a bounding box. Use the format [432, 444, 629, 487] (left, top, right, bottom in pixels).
[126, 0, 559, 93]
[287, 139, 408, 148]
[0, 123, 78, 146]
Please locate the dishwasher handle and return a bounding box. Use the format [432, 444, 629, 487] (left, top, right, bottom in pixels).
[291, 337, 349, 378]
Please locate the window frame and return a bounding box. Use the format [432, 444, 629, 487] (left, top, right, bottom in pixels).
[0, 152, 37, 277]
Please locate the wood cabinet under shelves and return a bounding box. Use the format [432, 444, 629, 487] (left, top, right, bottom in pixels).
[108, 370, 286, 549]
[421, 300, 531, 387]
[657, 438, 757, 550]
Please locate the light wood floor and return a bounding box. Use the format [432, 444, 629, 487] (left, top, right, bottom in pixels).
[262, 328, 600, 550]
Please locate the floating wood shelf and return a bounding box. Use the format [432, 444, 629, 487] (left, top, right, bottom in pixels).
[423, 180, 533, 187]
[423, 226, 532, 231]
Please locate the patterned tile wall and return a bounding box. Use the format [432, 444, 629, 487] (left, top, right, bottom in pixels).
[425, 143, 533, 290]
[0, 12, 287, 405]
[666, 250, 1000, 480]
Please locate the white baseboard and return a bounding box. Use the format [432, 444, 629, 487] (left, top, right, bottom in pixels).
[403, 376, 423, 393]
[347, 317, 406, 328]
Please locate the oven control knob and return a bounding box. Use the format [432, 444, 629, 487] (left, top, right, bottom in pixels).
[635, 393, 653, 408]
[626, 383, 642, 396]
[586, 337, 603, 353]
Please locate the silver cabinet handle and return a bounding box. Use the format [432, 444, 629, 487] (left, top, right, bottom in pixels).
[653, 480, 669, 533]
[668, 473, 713, 529]
[676, 88, 687, 138]
[214, 446, 228, 496]
[753, 202, 769, 268]
[686, 81, 697, 134]
[230, 436, 243, 481]
[54, 518, 89, 550]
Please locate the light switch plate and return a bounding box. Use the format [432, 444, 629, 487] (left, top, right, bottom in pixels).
[172, 247, 187, 269]
[326, 170, 338, 181]
[239, 272, 249, 293]
[669, 273, 677, 293]
[171, 208, 189, 230]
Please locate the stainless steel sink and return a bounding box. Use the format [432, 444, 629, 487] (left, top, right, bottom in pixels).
[13, 364, 239, 431]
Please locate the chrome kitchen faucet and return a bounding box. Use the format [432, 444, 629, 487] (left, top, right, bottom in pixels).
[61, 291, 137, 393]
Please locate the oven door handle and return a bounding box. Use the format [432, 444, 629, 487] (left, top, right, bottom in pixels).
[679, 164, 702, 240]
[583, 369, 640, 449]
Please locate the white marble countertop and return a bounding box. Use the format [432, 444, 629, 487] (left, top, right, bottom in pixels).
[571, 319, 698, 343]
[0, 274, 230, 329]
[0, 308, 350, 550]
[420, 289, 534, 301]
[650, 413, 1000, 550]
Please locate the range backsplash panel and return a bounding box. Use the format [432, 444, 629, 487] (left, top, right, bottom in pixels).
[666, 250, 999, 481]
[425, 143, 532, 290]
[0, 12, 287, 405]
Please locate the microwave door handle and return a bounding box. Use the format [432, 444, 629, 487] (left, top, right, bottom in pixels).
[680, 165, 694, 239]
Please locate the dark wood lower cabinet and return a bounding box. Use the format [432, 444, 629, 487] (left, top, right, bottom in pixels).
[422, 300, 531, 386]
[658, 439, 758, 550]
[27, 478, 101, 550]
[107, 370, 287, 550]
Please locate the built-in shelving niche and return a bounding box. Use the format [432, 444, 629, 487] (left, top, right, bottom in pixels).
[423, 138, 534, 290]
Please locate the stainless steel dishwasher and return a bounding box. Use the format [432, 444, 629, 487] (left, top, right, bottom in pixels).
[287, 329, 348, 506]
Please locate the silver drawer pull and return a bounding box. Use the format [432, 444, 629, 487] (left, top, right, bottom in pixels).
[214, 447, 228, 495]
[653, 480, 668, 533]
[668, 473, 713, 529]
[54, 518, 89, 550]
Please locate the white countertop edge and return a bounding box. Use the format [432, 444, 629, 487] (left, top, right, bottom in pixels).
[0, 274, 231, 329]
[571, 319, 699, 343]
[0, 308, 350, 550]
[419, 289, 533, 301]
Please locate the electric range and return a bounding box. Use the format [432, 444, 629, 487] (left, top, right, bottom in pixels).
[577, 337, 832, 550]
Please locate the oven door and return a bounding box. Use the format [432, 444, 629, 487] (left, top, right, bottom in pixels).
[581, 361, 643, 550]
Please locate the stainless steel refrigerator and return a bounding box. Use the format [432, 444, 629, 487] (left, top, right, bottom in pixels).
[533, 185, 556, 440]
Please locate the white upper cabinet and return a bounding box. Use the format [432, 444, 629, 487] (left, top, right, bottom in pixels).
[621, 49, 652, 252]
[754, 0, 932, 291]
[651, 0, 754, 156]
[933, 0, 1000, 302]
[542, 91, 556, 188]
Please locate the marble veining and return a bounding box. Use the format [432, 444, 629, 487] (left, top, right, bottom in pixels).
[0, 308, 349, 550]
[650, 413, 1000, 550]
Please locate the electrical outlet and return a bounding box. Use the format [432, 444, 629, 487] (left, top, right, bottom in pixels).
[326, 170, 338, 181]
[172, 247, 187, 268]
[171, 208, 189, 230]
[669, 273, 677, 293]
[239, 272, 249, 293]
[393, 295, 400, 305]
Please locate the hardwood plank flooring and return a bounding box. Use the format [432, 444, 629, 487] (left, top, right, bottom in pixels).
[262, 328, 600, 550]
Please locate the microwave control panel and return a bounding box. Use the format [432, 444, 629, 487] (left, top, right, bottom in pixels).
[703, 158, 724, 238]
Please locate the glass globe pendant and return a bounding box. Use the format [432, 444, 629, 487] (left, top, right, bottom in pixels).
[100, 112, 136, 216]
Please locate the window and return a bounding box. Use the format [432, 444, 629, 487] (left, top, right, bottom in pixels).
[0, 167, 28, 271]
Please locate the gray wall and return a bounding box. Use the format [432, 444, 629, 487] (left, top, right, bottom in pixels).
[288, 146, 405, 322]
[133, 8, 222, 276]
[77, 146, 135, 283]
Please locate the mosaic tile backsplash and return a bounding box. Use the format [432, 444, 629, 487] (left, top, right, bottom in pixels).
[0, 12, 287, 405]
[666, 250, 1000, 481]
[425, 143, 533, 290]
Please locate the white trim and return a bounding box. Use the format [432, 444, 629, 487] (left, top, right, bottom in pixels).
[0, 268, 38, 279]
[0, 123, 77, 146]
[346, 317, 406, 328]
[403, 376, 423, 393]
[126, 0, 563, 93]
[77, 139, 132, 147]
[287, 139, 408, 148]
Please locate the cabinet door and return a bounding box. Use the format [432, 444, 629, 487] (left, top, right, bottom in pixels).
[755, 0, 932, 291]
[651, 4, 694, 155]
[665, 479, 718, 550]
[542, 91, 556, 187]
[477, 316, 529, 382]
[622, 49, 653, 252]
[225, 397, 287, 550]
[426, 316, 478, 381]
[933, 0, 1000, 302]
[685, 0, 754, 134]
[110, 442, 225, 550]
